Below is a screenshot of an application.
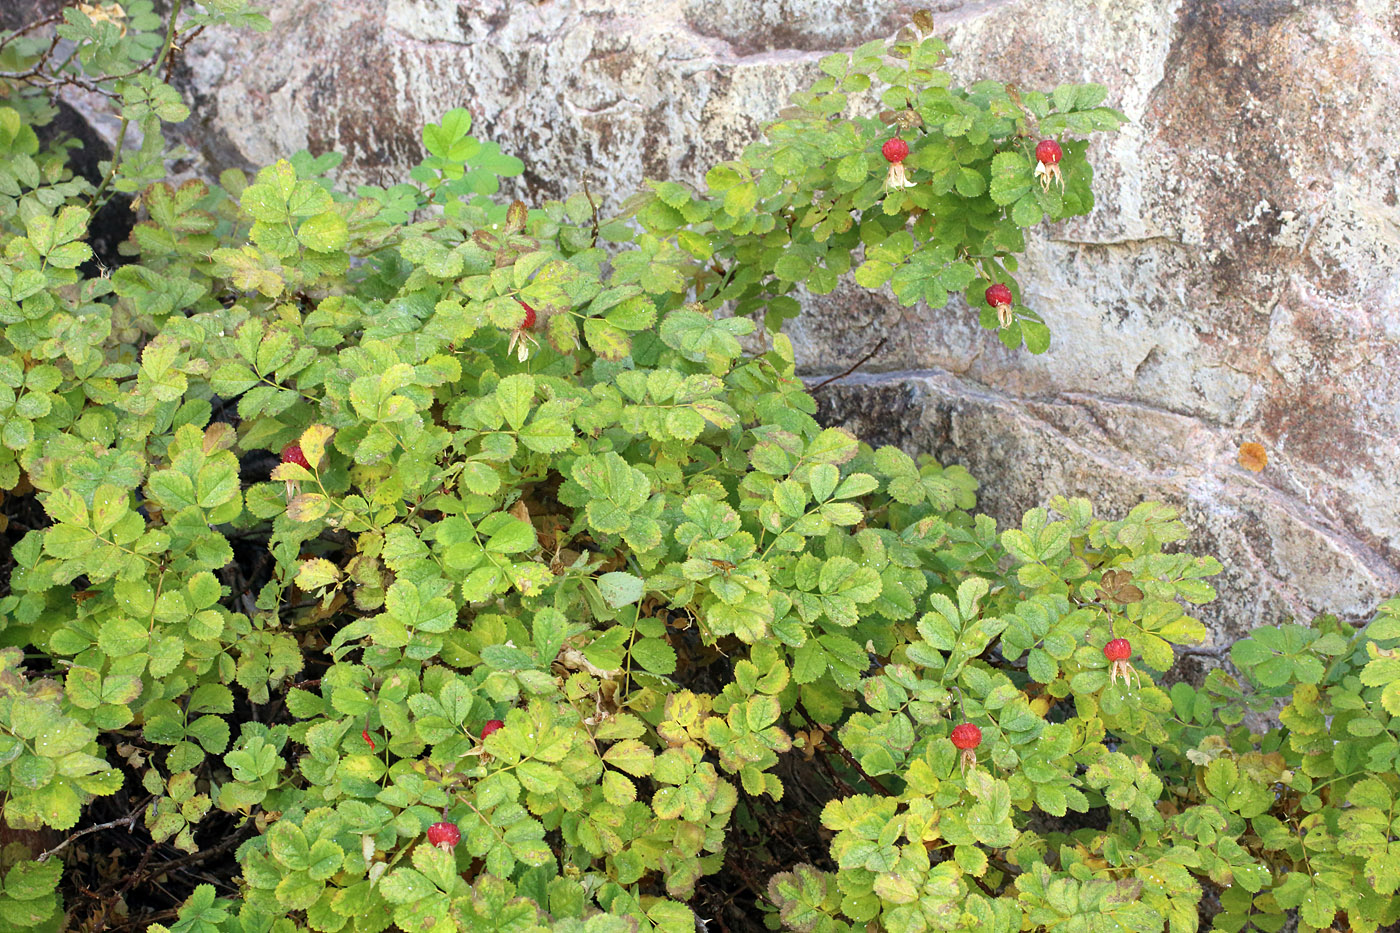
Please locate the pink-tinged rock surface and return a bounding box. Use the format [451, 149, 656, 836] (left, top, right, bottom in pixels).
[128, 0, 1400, 632]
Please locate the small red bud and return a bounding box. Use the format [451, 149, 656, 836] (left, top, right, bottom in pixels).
[517, 300, 536, 329]
[1104, 638, 1132, 662]
[481, 719, 504, 739]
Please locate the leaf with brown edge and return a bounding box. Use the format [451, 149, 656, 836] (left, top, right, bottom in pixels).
[202, 422, 237, 454]
[505, 199, 528, 234]
[295, 557, 340, 591]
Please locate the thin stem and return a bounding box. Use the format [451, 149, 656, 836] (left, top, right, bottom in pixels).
[0, 12, 63, 56]
[969, 873, 996, 897]
[582, 179, 600, 247]
[88, 0, 186, 211]
[156, 0, 186, 81]
[795, 701, 894, 797]
[166, 25, 205, 82]
[807, 338, 887, 393]
[0, 30, 60, 84]
[37, 809, 144, 862]
[1175, 645, 1229, 658]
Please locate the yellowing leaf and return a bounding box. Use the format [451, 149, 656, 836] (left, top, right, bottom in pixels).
[296, 558, 341, 591]
[286, 493, 330, 523]
[298, 424, 336, 469]
[603, 739, 654, 777]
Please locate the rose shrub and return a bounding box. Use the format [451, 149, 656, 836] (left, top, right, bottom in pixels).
[1, 5, 1397, 933]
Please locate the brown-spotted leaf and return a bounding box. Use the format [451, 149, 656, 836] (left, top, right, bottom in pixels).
[286, 493, 329, 523]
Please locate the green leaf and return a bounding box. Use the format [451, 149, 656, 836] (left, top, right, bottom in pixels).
[496, 373, 535, 431]
[630, 637, 677, 675]
[481, 514, 536, 554]
[97, 618, 149, 657]
[297, 211, 348, 252]
[989, 151, 1032, 205]
[1011, 193, 1043, 226]
[598, 572, 644, 608]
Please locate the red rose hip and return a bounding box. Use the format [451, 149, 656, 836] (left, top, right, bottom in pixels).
[426, 821, 460, 851]
[881, 137, 916, 190]
[951, 722, 981, 774]
[280, 443, 310, 469]
[509, 302, 539, 361]
[481, 719, 504, 739]
[950, 723, 982, 750]
[985, 284, 1013, 309]
[1034, 139, 1064, 190]
[1104, 638, 1140, 688]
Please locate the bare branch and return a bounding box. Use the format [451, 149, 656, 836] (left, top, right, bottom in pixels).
[807, 337, 888, 393]
[37, 810, 142, 862]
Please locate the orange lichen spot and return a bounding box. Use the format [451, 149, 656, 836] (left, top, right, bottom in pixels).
[1238, 442, 1268, 472]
